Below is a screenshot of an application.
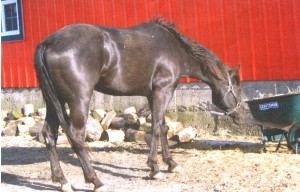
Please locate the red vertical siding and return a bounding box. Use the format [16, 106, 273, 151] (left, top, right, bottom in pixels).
[2, 0, 300, 88]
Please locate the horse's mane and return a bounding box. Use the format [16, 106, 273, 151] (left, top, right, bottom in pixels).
[152, 17, 227, 80]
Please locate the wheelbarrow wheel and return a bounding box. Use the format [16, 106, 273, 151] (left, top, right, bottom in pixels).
[288, 123, 300, 154]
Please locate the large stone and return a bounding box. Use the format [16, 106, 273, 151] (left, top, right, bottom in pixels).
[57, 134, 69, 145]
[100, 129, 125, 142]
[2, 124, 18, 136]
[92, 109, 107, 121]
[177, 127, 197, 143]
[1, 119, 7, 128]
[86, 118, 103, 142]
[19, 117, 36, 128]
[125, 129, 146, 142]
[29, 121, 44, 137]
[6, 111, 23, 120]
[23, 103, 35, 116]
[144, 134, 178, 147]
[166, 121, 184, 139]
[139, 122, 152, 134]
[137, 104, 151, 117]
[1, 110, 8, 120]
[124, 113, 139, 125]
[101, 110, 116, 130]
[37, 108, 47, 119]
[17, 124, 30, 136]
[123, 106, 137, 114]
[110, 117, 126, 129]
[138, 117, 147, 126]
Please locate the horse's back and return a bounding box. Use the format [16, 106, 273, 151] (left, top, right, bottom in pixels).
[38, 22, 184, 97]
[42, 24, 104, 53]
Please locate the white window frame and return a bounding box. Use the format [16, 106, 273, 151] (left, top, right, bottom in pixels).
[1, 0, 23, 41]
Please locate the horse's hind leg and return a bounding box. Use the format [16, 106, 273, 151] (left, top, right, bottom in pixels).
[42, 103, 71, 190]
[66, 97, 104, 191]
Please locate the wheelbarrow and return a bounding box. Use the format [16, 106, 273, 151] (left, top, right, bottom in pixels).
[211, 93, 300, 153]
[245, 93, 300, 153]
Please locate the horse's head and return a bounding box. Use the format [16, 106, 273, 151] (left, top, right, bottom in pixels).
[211, 65, 246, 125]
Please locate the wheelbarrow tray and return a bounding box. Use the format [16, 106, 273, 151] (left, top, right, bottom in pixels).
[246, 93, 300, 125]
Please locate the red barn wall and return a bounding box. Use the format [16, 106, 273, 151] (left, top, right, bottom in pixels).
[2, 0, 300, 88]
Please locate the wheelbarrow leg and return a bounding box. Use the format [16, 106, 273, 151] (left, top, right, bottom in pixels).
[260, 126, 267, 153]
[275, 131, 287, 152]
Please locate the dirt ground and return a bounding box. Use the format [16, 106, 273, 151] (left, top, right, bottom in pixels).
[1, 134, 300, 192]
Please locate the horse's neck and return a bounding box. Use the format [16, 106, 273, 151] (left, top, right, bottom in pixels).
[184, 57, 225, 87]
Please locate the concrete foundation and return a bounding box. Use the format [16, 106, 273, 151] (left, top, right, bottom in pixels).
[1, 81, 299, 112]
[1, 81, 298, 137]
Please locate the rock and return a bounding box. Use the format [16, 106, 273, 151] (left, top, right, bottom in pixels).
[146, 114, 152, 123]
[139, 122, 152, 133]
[1, 119, 7, 128]
[177, 127, 197, 143]
[100, 129, 125, 142]
[124, 106, 137, 114]
[144, 134, 178, 148]
[2, 124, 18, 136]
[138, 117, 147, 126]
[32, 115, 44, 123]
[101, 110, 116, 130]
[86, 117, 103, 142]
[57, 134, 69, 145]
[38, 131, 45, 143]
[166, 121, 184, 139]
[125, 129, 146, 142]
[1, 120, 22, 136]
[110, 117, 126, 129]
[164, 116, 172, 123]
[92, 109, 107, 121]
[143, 134, 152, 146]
[23, 104, 35, 116]
[7, 111, 23, 120]
[146, 115, 171, 124]
[137, 104, 151, 117]
[1, 110, 8, 120]
[124, 113, 139, 125]
[37, 108, 47, 119]
[29, 121, 44, 137]
[123, 107, 139, 126]
[19, 117, 36, 128]
[37, 131, 69, 145]
[17, 124, 30, 136]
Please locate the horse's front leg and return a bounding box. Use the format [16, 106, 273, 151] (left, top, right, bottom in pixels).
[147, 119, 164, 179]
[147, 88, 181, 179]
[160, 123, 182, 173]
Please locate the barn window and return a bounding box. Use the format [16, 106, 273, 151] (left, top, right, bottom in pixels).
[1, 0, 23, 42]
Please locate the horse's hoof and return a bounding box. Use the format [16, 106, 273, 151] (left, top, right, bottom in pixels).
[61, 183, 74, 192]
[150, 172, 166, 180]
[169, 165, 183, 173]
[94, 185, 108, 192]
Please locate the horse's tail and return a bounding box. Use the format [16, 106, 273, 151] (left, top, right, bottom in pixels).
[34, 42, 88, 150]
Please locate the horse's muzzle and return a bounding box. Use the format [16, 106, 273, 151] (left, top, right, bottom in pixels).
[229, 104, 247, 125]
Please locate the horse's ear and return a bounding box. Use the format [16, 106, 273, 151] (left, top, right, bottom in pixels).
[229, 65, 240, 77]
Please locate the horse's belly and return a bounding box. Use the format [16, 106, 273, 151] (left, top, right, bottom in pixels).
[94, 79, 150, 96]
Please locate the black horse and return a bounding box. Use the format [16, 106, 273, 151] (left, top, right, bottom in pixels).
[34, 18, 245, 191]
